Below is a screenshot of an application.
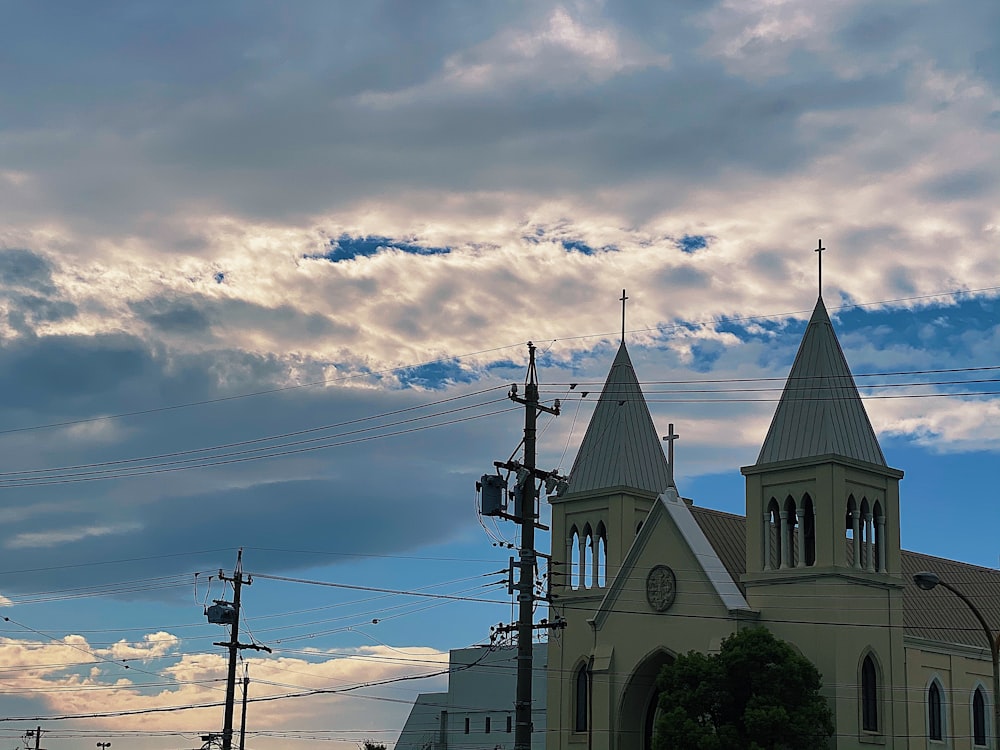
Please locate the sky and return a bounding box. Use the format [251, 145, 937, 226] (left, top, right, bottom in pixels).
[1, 0, 999, 748]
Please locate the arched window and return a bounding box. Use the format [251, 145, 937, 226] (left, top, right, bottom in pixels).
[595, 522, 607, 588]
[574, 663, 589, 732]
[872, 500, 885, 573]
[582, 524, 593, 589]
[570, 528, 581, 590]
[783, 496, 798, 568]
[928, 679, 943, 740]
[846, 496, 859, 567]
[801, 494, 816, 566]
[765, 498, 781, 571]
[861, 653, 879, 732]
[860, 498, 873, 572]
[974, 686, 988, 747]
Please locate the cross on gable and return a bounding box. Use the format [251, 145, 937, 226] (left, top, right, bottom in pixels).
[662, 423, 679, 484]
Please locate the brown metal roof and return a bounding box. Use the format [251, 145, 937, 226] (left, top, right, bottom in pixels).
[564, 343, 672, 496]
[901, 550, 1000, 650]
[756, 297, 886, 467]
[690, 505, 1000, 650]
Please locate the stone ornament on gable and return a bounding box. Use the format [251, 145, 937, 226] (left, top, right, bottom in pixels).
[646, 564, 677, 612]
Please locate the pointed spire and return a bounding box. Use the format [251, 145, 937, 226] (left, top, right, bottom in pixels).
[565, 343, 673, 495]
[756, 297, 886, 466]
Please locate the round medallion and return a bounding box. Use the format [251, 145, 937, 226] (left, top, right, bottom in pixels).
[646, 565, 677, 612]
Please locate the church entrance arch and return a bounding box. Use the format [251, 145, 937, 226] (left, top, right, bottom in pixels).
[617, 649, 674, 750]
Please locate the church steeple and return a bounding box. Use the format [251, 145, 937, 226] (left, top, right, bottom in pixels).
[756, 296, 885, 467]
[564, 342, 672, 496]
[743, 295, 903, 578]
[551, 341, 672, 595]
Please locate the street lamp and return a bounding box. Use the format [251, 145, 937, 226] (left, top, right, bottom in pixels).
[97, 743, 112, 749]
[913, 571, 1000, 749]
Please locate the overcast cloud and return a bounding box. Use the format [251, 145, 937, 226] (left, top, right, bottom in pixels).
[1, 1, 998, 748]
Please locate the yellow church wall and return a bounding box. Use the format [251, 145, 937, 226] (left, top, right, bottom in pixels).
[904, 639, 995, 750]
[551, 489, 658, 591]
[548, 497, 750, 750]
[744, 575, 908, 748]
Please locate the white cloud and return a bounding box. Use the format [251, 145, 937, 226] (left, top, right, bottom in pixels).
[0, 634, 447, 749]
[7, 523, 143, 550]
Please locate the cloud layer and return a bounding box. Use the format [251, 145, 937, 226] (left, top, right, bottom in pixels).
[1, 1, 999, 747]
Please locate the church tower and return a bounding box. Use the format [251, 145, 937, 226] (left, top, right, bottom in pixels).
[546, 341, 675, 750]
[741, 294, 907, 745]
[549, 342, 673, 600]
[742, 295, 903, 578]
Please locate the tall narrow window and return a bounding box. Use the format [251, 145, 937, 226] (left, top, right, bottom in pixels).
[862, 654, 879, 732]
[872, 501, 886, 573]
[801, 495, 816, 566]
[766, 498, 781, 571]
[860, 499, 873, 571]
[574, 664, 589, 732]
[596, 523, 608, 587]
[928, 681, 943, 740]
[507, 715, 513, 734]
[974, 687, 987, 746]
[464, 717, 470, 735]
[783, 496, 798, 568]
[846, 496, 859, 567]
[485, 716, 491, 734]
[570, 529, 580, 590]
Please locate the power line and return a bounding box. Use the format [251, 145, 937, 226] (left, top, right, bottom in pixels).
[2, 284, 996, 440]
[0, 404, 520, 488]
[0, 647, 499, 723]
[0, 344, 527, 438]
[0, 388, 510, 479]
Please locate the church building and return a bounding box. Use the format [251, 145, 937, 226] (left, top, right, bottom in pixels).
[546, 293, 1000, 750]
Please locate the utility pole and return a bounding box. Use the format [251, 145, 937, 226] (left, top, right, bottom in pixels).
[480, 343, 565, 750]
[239, 664, 250, 750]
[24, 726, 42, 750]
[212, 549, 271, 750]
[512, 342, 546, 750]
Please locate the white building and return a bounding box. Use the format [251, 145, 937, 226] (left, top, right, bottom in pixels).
[396, 645, 547, 750]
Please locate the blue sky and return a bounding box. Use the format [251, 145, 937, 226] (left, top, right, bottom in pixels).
[1, 1, 999, 748]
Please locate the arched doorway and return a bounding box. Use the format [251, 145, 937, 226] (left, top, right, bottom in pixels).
[618, 649, 674, 750]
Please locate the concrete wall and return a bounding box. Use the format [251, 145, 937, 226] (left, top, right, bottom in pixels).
[397, 645, 547, 750]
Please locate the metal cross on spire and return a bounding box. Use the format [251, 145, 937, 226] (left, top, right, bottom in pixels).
[620, 289, 628, 343]
[815, 239, 825, 298]
[662, 423, 679, 485]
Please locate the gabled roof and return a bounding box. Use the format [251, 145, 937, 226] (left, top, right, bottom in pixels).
[593, 489, 752, 629]
[690, 506, 1000, 651]
[755, 296, 886, 467]
[564, 343, 672, 496]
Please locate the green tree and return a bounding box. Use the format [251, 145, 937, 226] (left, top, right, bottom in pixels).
[653, 627, 834, 750]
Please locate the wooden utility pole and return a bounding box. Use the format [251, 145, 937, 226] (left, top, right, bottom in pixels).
[480, 343, 566, 750]
[215, 550, 271, 750]
[239, 664, 250, 750]
[508, 342, 560, 750]
[24, 726, 42, 750]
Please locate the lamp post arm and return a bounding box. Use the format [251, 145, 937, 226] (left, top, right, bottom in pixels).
[938, 579, 1000, 750]
[939, 580, 999, 657]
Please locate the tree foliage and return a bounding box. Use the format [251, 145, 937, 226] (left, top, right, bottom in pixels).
[652, 627, 834, 750]
[360, 741, 387, 750]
